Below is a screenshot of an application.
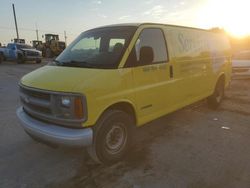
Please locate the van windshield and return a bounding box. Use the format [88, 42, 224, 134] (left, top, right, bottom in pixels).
[55, 26, 137, 69]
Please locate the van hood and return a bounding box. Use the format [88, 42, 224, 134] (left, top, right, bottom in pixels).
[20, 65, 105, 93]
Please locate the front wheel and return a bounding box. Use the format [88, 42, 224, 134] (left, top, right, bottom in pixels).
[45, 48, 52, 58]
[87, 110, 133, 164]
[17, 54, 24, 64]
[207, 78, 225, 109]
[36, 59, 42, 64]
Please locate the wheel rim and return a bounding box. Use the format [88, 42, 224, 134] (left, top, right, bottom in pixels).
[105, 123, 127, 155]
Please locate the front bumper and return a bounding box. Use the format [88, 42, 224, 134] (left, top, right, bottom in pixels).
[24, 56, 42, 61]
[16, 107, 93, 147]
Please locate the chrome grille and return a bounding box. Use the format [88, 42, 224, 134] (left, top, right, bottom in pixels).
[19, 85, 84, 127]
[26, 51, 39, 56]
[20, 86, 52, 117]
[20, 86, 50, 100]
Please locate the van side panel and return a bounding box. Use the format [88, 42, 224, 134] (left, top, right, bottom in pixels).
[86, 25, 232, 127]
[166, 26, 231, 102]
[131, 25, 231, 126]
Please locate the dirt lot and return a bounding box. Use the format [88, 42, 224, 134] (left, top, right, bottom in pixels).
[1, 60, 250, 188]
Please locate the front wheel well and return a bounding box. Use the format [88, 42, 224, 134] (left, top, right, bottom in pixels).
[101, 102, 137, 126]
[17, 52, 24, 57]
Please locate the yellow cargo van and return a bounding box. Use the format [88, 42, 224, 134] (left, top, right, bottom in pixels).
[16, 23, 231, 163]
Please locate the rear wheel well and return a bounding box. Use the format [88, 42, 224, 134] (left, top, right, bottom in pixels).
[102, 102, 137, 126]
[217, 74, 225, 88]
[207, 74, 226, 109]
[0, 52, 5, 58]
[0, 52, 4, 63]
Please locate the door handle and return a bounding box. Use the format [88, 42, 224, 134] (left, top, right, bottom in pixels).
[170, 65, 173, 78]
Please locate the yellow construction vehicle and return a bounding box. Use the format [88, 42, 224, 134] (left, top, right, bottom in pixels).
[42, 34, 66, 58]
[13, 38, 25, 43]
[32, 40, 43, 51]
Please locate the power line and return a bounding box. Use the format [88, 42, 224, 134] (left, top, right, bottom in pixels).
[0, 25, 78, 36]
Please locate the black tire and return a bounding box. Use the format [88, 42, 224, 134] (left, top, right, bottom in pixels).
[45, 48, 52, 58]
[17, 54, 24, 64]
[42, 48, 46, 57]
[87, 110, 133, 164]
[36, 59, 42, 64]
[0, 53, 3, 63]
[207, 78, 225, 109]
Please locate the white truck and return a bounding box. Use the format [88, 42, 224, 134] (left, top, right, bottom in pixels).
[232, 50, 250, 78]
[0, 43, 42, 64]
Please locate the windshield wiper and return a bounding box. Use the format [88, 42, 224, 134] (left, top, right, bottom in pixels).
[58, 60, 96, 68]
[53, 59, 61, 65]
[47, 59, 61, 66]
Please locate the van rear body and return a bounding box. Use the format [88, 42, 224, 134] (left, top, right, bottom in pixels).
[16, 23, 231, 163]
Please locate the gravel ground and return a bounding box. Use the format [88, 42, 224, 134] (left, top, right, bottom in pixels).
[1, 60, 250, 188]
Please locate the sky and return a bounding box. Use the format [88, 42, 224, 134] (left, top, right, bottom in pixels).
[0, 0, 250, 45]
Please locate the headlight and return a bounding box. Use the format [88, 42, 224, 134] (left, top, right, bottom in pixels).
[52, 94, 85, 120]
[61, 96, 71, 108]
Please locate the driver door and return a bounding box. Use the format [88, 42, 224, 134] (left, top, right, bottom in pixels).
[126, 28, 176, 125]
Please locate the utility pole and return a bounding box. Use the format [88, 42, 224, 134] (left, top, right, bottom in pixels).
[12, 4, 19, 39]
[64, 30, 67, 46]
[35, 23, 39, 41]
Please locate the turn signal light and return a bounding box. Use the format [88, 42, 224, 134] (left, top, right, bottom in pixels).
[74, 97, 84, 119]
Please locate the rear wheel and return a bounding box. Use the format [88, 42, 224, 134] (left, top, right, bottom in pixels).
[0, 53, 3, 63]
[45, 48, 52, 58]
[87, 110, 133, 164]
[207, 78, 225, 109]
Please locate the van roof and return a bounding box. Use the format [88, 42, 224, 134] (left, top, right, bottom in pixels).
[95, 23, 210, 32]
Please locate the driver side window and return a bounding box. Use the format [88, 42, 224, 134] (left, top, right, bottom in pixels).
[125, 28, 168, 67]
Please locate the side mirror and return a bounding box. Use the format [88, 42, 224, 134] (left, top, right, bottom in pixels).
[139, 46, 154, 65]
